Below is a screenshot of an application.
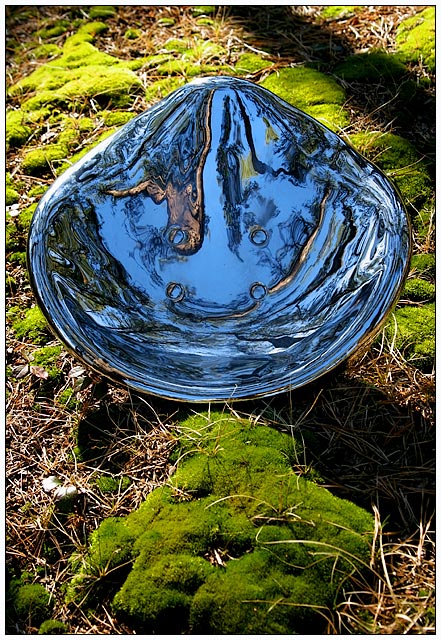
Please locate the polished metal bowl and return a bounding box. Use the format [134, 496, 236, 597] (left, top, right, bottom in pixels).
[28, 76, 411, 401]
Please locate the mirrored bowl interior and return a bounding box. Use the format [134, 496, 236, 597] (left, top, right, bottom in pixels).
[28, 76, 411, 401]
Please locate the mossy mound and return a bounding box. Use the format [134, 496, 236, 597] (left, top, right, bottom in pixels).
[7, 578, 52, 628]
[124, 28, 142, 40]
[18, 203, 38, 230]
[349, 131, 433, 238]
[88, 5, 117, 20]
[152, 38, 229, 79]
[9, 306, 50, 344]
[33, 19, 71, 41]
[99, 110, 136, 126]
[410, 254, 435, 280]
[259, 67, 349, 131]
[68, 413, 374, 634]
[333, 49, 408, 83]
[234, 52, 272, 75]
[22, 143, 71, 176]
[145, 77, 187, 103]
[38, 619, 69, 634]
[31, 345, 63, 379]
[94, 475, 132, 493]
[6, 109, 33, 148]
[385, 304, 435, 371]
[8, 24, 142, 112]
[6, 173, 20, 205]
[320, 6, 360, 20]
[395, 7, 435, 72]
[30, 43, 62, 60]
[6, 186, 20, 206]
[403, 278, 435, 302]
[192, 6, 216, 17]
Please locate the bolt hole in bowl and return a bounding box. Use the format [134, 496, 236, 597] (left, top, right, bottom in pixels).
[27, 77, 411, 401]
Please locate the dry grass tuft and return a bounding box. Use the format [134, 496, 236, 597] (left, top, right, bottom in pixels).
[337, 508, 435, 634]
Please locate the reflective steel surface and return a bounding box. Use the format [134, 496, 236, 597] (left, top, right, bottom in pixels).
[27, 76, 411, 401]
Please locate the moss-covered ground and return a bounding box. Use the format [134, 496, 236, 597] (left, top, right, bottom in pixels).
[6, 5, 434, 635]
[67, 412, 374, 634]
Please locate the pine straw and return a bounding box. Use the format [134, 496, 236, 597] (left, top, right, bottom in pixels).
[336, 509, 435, 634]
[6, 4, 435, 634]
[6, 374, 177, 633]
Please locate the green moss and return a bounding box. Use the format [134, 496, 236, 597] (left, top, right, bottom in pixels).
[6, 273, 17, 291]
[38, 619, 69, 634]
[260, 66, 345, 109]
[10, 582, 52, 626]
[196, 17, 215, 26]
[22, 144, 70, 176]
[6, 171, 20, 190]
[334, 50, 408, 83]
[66, 516, 136, 604]
[349, 132, 433, 221]
[101, 110, 136, 126]
[145, 77, 186, 103]
[57, 126, 79, 146]
[6, 185, 20, 206]
[305, 103, 349, 130]
[163, 38, 193, 53]
[29, 185, 48, 198]
[70, 412, 373, 633]
[410, 254, 435, 279]
[11, 306, 49, 344]
[320, 6, 359, 19]
[6, 109, 33, 148]
[260, 67, 349, 130]
[31, 43, 62, 60]
[155, 59, 197, 76]
[61, 66, 142, 107]
[8, 251, 27, 266]
[77, 116, 95, 132]
[31, 345, 63, 379]
[403, 278, 435, 302]
[24, 107, 52, 123]
[94, 475, 132, 493]
[88, 6, 117, 19]
[385, 304, 435, 371]
[113, 554, 214, 632]
[139, 53, 172, 68]
[57, 388, 79, 410]
[20, 94, 58, 112]
[34, 21, 70, 40]
[395, 7, 435, 72]
[235, 53, 271, 75]
[190, 549, 331, 634]
[57, 39, 115, 68]
[9, 24, 142, 112]
[22, 117, 96, 175]
[125, 28, 141, 40]
[186, 40, 227, 62]
[18, 203, 37, 229]
[77, 21, 109, 37]
[191, 6, 216, 16]
[6, 218, 19, 253]
[157, 17, 176, 27]
[57, 127, 117, 174]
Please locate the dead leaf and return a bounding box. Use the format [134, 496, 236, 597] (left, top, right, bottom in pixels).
[12, 364, 30, 378]
[68, 365, 86, 378]
[30, 365, 49, 379]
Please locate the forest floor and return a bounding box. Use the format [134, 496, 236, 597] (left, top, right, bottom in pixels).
[5, 5, 435, 635]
